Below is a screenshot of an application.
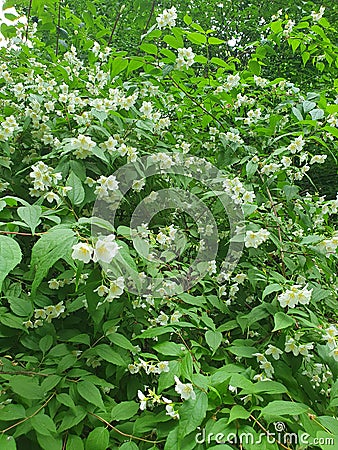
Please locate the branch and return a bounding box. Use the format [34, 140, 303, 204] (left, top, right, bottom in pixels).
[144, 0, 156, 32]
[88, 411, 164, 444]
[0, 393, 56, 434]
[55, 0, 62, 56]
[108, 5, 126, 46]
[250, 414, 291, 450]
[25, 0, 33, 42]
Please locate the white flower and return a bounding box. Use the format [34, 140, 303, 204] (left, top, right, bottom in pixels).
[285, 337, 299, 356]
[330, 347, 338, 361]
[165, 404, 180, 419]
[93, 234, 120, 263]
[71, 242, 93, 263]
[174, 376, 196, 400]
[106, 277, 125, 301]
[245, 229, 270, 248]
[278, 285, 312, 308]
[157, 361, 170, 373]
[137, 390, 148, 410]
[156, 6, 177, 29]
[311, 6, 325, 22]
[265, 345, 283, 360]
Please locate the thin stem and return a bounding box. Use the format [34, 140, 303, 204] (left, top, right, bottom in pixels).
[25, 0, 33, 42]
[88, 412, 164, 444]
[1, 393, 56, 434]
[108, 5, 125, 46]
[250, 414, 291, 450]
[0, 230, 47, 236]
[55, 0, 62, 56]
[144, 0, 156, 32]
[259, 173, 286, 277]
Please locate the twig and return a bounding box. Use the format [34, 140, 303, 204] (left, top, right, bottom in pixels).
[259, 174, 286, 277]
[25, 0, 33, 42]
[0, 230, 47, 236]
[250, 414, 291, 450]
[1, 393, 56, 434]
[168, 74, 226, 130]
[88, 411, 164, 444]
[55, 0, 62, 56]
[108, 5, 126, 46]
[144, 0, 156, 31]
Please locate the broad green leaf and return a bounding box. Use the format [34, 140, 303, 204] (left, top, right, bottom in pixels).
[85, 427, 109, 450]
[272, 312, 295, 331]
[187, 32, 206, 45]
[111, 401, 139, 420]
[0, 236, 22, 292]
[178, 391, 208, 437]
[9, 375, 44, 399]
[228, 405, 250, 423]
[95, 344, 128, 366]
[0, 435, 16, 450]
[17, 205, 42, 234]
[262, 283, 282, 300]
[31, 413, 57, 436]
[0, 404, 26, 421]
[77, 380, 105, 409]
[29, 226, 76, 295]
[66, 435, 84, 450]
[67, 172, 85, 206]
[120, 443, 138, 450]
[261, 401, 308, 417]
[106, 332, 136, 352]
[205, 330, 222, 353]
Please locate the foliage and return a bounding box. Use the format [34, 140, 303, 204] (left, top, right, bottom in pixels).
[0, 2, 337, 450]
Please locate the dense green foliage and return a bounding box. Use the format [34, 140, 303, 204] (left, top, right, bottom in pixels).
[0, 1, 337, 449]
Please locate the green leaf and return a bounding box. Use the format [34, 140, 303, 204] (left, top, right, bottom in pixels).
[0, 236, 22, 292]
[208, 37, 225, 45]
[9, 375, 44, 399]
[85, 427, 109, 450]
[292, 107, 303, 121]
[261, 401, 308, 417]
[111, 57, 128, 77]
[77, 380, 105, 409]
[95, 344, 128, 366]
[205, 330, 222, 353]
[140, 43, 157, 55]
[17, 205, 42, 234]
[228, 405, 250, 423]
[178, 391, 208, 437]
[107, 332, 135, 352]
[248, 59, 261, 75]
[29, 226, 76, 295]
[272, 312, 295, 331]
[0, 435, 16, 450]
[0, 404, 26, 421]
[120, 444, 138, 450]
[66, 435, 84, 450]
[163, 34, 183, 49]
[67, 172, 85, 206]
[262, 284, 282, 300]
[187, 32, 206, 45]
[111, 401, 139, 421]
[153, 341, 185, 356]
[31, 414, 57, 436]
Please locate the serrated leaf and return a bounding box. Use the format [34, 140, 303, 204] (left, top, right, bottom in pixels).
[77, 380, 105, 409]
[111, 401, 139, 420]
[260, 400, 308, 417]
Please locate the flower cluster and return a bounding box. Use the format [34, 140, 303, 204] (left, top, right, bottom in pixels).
[223, 177, 256, 205]
[176, 47, 195, 70]
[94, 277, 125, 304]
[278, 285, 313, 308]
[71, 235, 120, 264]
[156, 6, 177, 29]
[244, 228, 270, 248]
[285, 337, 314, 358]
[70, 134, 96, 159]
[23, 302, 65, 328]
[29, 162, 62, 196]
[128, 359, 170, 375]
[0, 115, 19, 141]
